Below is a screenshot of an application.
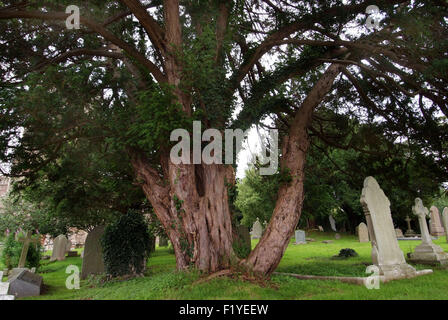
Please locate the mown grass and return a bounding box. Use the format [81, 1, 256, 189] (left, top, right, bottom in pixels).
[6, 232, 448, 300]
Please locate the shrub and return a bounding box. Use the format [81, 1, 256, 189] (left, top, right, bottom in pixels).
[232, 225, 251, 259]
[335, 248, 359, 259]
[101, 210, 152, 278]
[0, 233, 42, 270]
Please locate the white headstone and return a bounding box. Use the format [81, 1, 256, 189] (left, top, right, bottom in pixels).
[360, 177, 417, 279]
[0, 282, 9, 295]
[294, 230, 306, 244]
[251, 218, 263, 239]
[50, 235, 68, 262]
[358, 222, 369, 242]
[329, 215, 337, 232]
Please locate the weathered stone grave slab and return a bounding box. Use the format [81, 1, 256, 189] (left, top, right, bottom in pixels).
[395, 228, 404, 238]
[358, 222, 369, 242]
[7, 269, 42, 298]
[294, 230, 306, 244]
[360, 177, 426, 280]
[8, 268, 30, 280]
[81, 226, 105, 280]
[50, 234, 68, 262]
[429, 206, 445, 237]
[0, 282, 9, 295]
[250, 218, 263, 239]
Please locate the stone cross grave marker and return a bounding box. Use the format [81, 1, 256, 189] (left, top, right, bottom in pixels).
[17, 231, 40, 268]
[360, 176, 417, 280]
[404, 215, 416, 237]
[409, 199, 448, 265]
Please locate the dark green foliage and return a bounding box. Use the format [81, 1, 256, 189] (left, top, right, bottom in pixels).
[101, 211, 152, 277]
[232, 225, 251, 259]
[232, 239, 251, 259]
[1, 234, 41, 270]
[334, 248, 359, 259]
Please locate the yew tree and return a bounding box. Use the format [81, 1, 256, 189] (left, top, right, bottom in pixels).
[0, 0, 447, 275]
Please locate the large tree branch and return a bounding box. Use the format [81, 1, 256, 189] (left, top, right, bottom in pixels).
[120, 0, 167, 55]
[33, 48, 124, 71]
[232, 0, 409, 87]
[0, 9, 167, 83]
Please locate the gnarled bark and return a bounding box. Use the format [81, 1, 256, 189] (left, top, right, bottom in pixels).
[131, 149, 235, 272]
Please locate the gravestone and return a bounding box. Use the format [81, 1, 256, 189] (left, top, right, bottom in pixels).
[8, 268, 30, 280]
[0, 282, 9, 295]
[329, 215, 337, 232]
[443, 208, 448, 243]
[67, 251, 79, 257]
[250, 218, 263, 239]
[65, 239, 73, 253]
[429, 206, 445, 237]
[404, 215, 416, 237]
[409, 199, 448, 265]
[358, 222, 369, 242]
[81, 226, 105, 280]
[7, 269, 42, 298]
[50, 235, 68, 262]
[334, 233, 341, 240]
[294, 230, 306, 244]
[395, 228, 404, 238]
[17, 231, 40, 268]
[318, 226, 324, 232]
[360, 177, 418, 280]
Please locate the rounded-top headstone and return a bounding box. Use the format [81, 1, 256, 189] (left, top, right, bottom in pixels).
[81, 226, 105, 280]
[50, 235, 68, 262]
[358, 222, 369, 242]
[360, 176, 414, 277]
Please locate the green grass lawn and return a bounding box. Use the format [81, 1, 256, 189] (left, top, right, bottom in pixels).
[9, 232, 448, 300]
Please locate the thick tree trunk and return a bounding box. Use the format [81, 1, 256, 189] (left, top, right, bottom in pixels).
[131, 151, 235, 272]
[243, 64, 344, 275]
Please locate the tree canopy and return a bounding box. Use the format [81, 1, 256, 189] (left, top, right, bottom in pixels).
[0, 0, 447, 275]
